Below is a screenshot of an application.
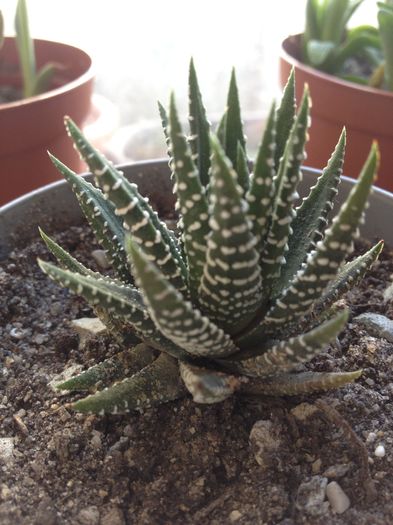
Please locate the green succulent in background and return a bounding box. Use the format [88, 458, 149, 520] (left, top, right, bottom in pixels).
[0, 0, 56, 99]
[38, 63, 383, 415]
[303, 0, 393, 91]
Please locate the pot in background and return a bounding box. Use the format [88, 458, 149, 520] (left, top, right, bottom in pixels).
[0, 37, 94, 205]
[280, 34, 393, 192]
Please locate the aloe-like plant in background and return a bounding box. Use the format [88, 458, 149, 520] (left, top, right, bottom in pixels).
[0, 0, 56, 98]
[303, 0, 393, 91]
[38, 63, 382, 415]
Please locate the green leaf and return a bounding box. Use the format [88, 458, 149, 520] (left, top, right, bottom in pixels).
[260, 89, 310, 291]
[347, 24, 380, 41]
[230, 310, 349, 376]
[39, 229, 142, 346]
[168, 94, 210, 300]
[179, 362, 240, 403]
[378, 5, 393, 90]
[332, 34, 381, 74]
[39, 228, 97, 278]
[216, 111, 227, 147]
[72, 353, 184, 414]
[188, 58, 211, 187]
[320, 0, 351, 43]
[275, 68, 296, 171]
[307, 39, 336, 67]
[246, 101, 276, 247]
[271, 128, 345, 297]
[223, 68, 246, 170]
[303, 0, 321, 61]
[127, 238, 239, 358]
[344, 0, 365, 24]
[198, 135, 262, 335]
[158, 100, 171, 159]
[158, 100, 169, 137]
[32, 63, 57, 96]
[0, 11, 5, 50]
[236, 142, 250, 196]
[314, 240, 384, 313]
[263, 142, 379, 332]
[15, 0, 36, 98]
[38, 258, 146, 320]
[241, 369, 362, 396]
[49, 154, 132, 284]
[57, 343, 156, 391]
[38, 258, 189, 361]
[64, 117, 188, 294]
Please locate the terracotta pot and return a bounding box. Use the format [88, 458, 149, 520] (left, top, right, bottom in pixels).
[0, 161, 391, 261]
[0, 37, 94, 205]
[280, 34, 393, 192]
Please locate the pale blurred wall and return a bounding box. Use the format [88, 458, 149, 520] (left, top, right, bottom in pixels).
[1, 0, 377, 154]
[2, 0, 308, 120]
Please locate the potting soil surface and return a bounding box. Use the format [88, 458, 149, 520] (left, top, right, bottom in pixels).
[1, 226, 393, 525]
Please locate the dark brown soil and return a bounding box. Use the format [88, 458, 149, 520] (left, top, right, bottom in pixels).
[0, 85, 22, 104]
[1, 226, 393, 525]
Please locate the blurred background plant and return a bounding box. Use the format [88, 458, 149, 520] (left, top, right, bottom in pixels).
[302, 0, 393, 90]
[0, 0, 57, 99]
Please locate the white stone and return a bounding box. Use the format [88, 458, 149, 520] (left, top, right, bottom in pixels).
[383, 282, 393, 302]
[0, 438, 14, 464]
[326, 481, 350, 514]
[354, 313, 393, 343]
[91, 249, 111, 270]
[290, 402, 318, 421]
[229, 510, 242, 522]
[375, 444, 386, 458]
[250, 420, 282, 469]
[71, 317, 107, 348]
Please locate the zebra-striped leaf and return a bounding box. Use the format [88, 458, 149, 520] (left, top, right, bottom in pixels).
[72, 353, 184, 414]
[64, 117, 188, 294]
[127, 237, 239, 358]
[198, 135, 262, 334]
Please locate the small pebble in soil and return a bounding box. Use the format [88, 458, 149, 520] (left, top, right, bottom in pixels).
[322, 464, 351, 479]
[354, 313, 393, 342]
[100, 506, 125, 525]
[91, 249, 110, 270]
[296, 476, 329, 517]
[0, 438, 14, 464]
[383, 282, 393, 302]
[71, 317, 107, 348]
[326, 481, 351, 514]
[250, 419, 283, 469]
[290, 402, 318, 421]
[229, 509, 242, 522]
[367, 432, 378, 443]
[375, 444, 386, 458]
[13, 414, 29, 436]
[312, 458, 322, 474]
[77, 505, 100, 525]
[9, 327, 26, 340]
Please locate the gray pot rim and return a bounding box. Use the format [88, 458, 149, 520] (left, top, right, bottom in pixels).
[0, 159, 392, 261]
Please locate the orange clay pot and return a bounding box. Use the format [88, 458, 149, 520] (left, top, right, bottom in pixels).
[0, 37, 94, 205]
[280, 34, 393, 192]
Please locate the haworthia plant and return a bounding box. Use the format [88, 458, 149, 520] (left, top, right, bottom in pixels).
[39, 63, 382, 415]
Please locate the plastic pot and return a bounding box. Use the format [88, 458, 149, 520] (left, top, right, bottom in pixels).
[0, 160, 390, 262]
[280, 34, 393, 192]
[0, 37, 94, 205]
